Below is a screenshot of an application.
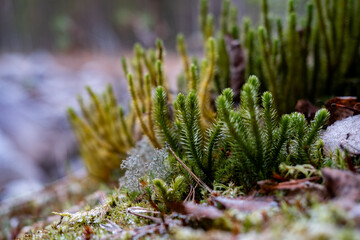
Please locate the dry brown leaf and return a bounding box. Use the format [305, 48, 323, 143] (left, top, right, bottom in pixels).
[322, 168, 360, 201]
[325, 96, 359, 124]
[170, 202, 223, 220]
[295, 99, 319, 121]
[214, 197, 277, 212]
[257, 177, 327, 200]
[226, 36, 246, 102]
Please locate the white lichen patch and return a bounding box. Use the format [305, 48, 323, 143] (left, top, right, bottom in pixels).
[120, 138, 170, 192]
[322, 115, 360, 156]
[52, 203, 108, 228]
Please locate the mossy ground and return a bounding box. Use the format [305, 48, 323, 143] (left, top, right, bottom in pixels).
[2, 0, 359, 238]
[3, 174, 359, 240]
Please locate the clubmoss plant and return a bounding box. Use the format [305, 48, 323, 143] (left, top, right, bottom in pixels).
[153, 75, 329, 190]
[68, 0, 341, 187]
[248, 0, 360, 112]
[68, 85, 135, 180]
[30, 0, 360, 237]
[216, 76, 329, 190]
[197, 0, 360, 113]
[198, 0, 244, 99]
[123, 32, 219, 145]
[153, 176, 187, 211]
[154, 86, 224, 186]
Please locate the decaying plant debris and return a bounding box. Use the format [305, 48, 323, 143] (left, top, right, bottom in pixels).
[1, 0, 360, 239]
[10, 169, 360, 239]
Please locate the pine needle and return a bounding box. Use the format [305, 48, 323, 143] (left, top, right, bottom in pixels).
[166, 142, 213, 194]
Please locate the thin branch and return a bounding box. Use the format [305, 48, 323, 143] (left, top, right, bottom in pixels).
[166, 142, 213, 194]
[126, 209, 162, 223]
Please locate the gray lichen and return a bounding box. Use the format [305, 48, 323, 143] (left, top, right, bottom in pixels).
[119, 138, 170, 192]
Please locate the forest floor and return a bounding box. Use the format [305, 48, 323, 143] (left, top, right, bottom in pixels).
[1, 52, 360, 240]
[3, 161, 360, 239]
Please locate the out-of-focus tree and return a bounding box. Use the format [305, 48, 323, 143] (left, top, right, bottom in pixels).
[0, 0, 269, 53]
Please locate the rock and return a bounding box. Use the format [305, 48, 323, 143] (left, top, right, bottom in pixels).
[322, 115, 360, 156]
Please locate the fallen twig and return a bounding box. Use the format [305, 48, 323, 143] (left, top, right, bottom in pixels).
[166, 142, 213, 194]
[126, 208, 162, 223]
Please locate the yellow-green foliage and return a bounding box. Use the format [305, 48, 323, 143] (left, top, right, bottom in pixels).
[69, 0, 345, 185]
[153, 176, 187, 211]
[153, 76, 329, 190]
[123, 36, 217, 148]
[68, 85, 135, 180]
[198, 0, 360, 113]
[68, 33, 218, 181]
[250, 0, 360, 112]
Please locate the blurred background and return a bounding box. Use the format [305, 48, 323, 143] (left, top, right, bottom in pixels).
[0, 0, 294, 201]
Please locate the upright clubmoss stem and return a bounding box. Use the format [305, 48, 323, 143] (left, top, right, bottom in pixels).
[145, 74, 156, 140]
[220, 0, 230, 35]
[200, 0, 208, 40]
[119, 106, 134, 147]
[156, 60, 164, 87]
[262, 0, 272, 45]
[128, 73, 160, 148]
[205, 14, 214, 41]
[177, 34, 191, 87]
[198, 37, 216, 123]
[190, 64, 198, 92]
[259, 27, 277, 105]
[142, 50, 157, 86]
[156, 39, 164, 62]
[121, 57, 128, 76]
[314, 0, 333, 70]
